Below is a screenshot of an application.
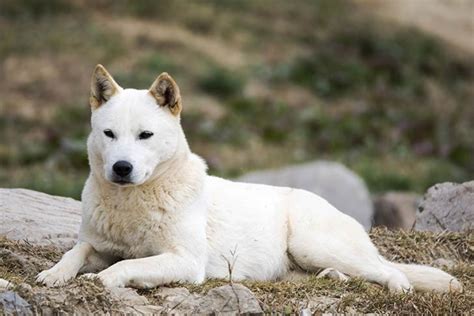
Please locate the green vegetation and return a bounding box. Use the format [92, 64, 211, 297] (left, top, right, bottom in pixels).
[1, 0, 473, 199]
[198, 67, 244, 98]
[0, 0, 76, 19]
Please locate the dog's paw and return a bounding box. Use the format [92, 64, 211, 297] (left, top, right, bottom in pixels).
[387, 271, 413, 294]
[80, 271, 126, 288]
[36, 266, 76, 287]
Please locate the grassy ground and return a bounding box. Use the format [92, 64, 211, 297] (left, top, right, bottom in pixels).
[1, 0, 473, 200]
[1, 228, 472, 313]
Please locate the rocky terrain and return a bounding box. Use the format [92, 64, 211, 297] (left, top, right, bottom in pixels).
[1, 184, 473, 314]
[1, 228, 472, 314]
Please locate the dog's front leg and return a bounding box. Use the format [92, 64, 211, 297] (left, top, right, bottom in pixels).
[91, 252, 205, 288]
[37, 241, 95, 286]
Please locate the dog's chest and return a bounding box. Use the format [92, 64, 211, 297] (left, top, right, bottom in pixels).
[89, 197, 167, 259]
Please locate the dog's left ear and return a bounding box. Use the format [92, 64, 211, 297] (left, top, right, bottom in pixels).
[149, 73, 182, 116]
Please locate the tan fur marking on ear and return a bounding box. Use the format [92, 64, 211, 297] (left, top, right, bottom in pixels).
[90, 64, 121, 110]
[149, 72, 182, 116]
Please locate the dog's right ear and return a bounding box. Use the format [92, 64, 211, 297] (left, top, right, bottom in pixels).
[89, 64, 122, 110]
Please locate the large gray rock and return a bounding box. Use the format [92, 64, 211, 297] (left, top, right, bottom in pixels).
[373, 192, 420, 230]
[0, 188, 81, 249]
[237, 161, 374, 230]
[415, 181, 474, 232]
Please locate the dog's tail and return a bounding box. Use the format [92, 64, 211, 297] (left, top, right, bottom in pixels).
[382, 257, 463, 292]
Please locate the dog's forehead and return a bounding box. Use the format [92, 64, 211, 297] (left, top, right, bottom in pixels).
[92, 89, 169, 128]
[113, 88, 155, 108]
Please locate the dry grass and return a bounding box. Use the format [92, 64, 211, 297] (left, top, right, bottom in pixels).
[1, 228, 472, 314]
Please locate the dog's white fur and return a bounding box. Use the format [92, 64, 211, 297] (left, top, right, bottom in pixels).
[37, 65, 462, 293]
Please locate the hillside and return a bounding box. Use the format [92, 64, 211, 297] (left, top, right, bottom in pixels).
[1, 0, 473, 200]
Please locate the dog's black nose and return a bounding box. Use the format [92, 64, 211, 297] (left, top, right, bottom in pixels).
[113, 161, 133, 177]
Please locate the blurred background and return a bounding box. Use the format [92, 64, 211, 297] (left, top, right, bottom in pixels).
[1, 0, 473, 200]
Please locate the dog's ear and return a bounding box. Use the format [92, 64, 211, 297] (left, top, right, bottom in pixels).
[149, 73, 182, 116]
[89, 64, 122, 110]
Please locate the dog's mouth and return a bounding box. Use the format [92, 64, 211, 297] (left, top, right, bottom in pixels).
[114, 180, 132, 185]
[111, 178, 134, 186]
[108, 171, 149, 187]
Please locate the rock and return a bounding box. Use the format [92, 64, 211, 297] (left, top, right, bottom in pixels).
[306, 296, 339, 313]
[108, 287, 164, 314]
[152, 284, 262, 314]
[108, 287, 149, 306]
[0, 188, 81, 249]
[131, 305, 164, 314]
[0, 291, 32, 315]
[18, 283, 33, 293]
[415, 181, 474, 232]
[197, 284, 262, 314]
[300, 308, 312, 316]
[373, 192, 420, 230]
[432, 258, 456, 270]
[153, 287, 201, 313]
[237, 161, 374, 230]
[0, 279, 12, 290]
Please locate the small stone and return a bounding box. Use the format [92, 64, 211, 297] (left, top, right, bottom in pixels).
[108, 287, 149, 306]
[18, 283, 33, 293]
[153, 287, 201, 313]
[0, 291, 32, 315]
[197, 284, 263, 314]
[307, 296, 340, 313]
[0, 279, 13, 290]
[432, 258, 456, 269]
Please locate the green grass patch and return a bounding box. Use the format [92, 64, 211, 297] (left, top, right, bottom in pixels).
[0, 0, 77, 19]
[198, 66, 244, 98]
[274, 25, 473, 99]
[349, 155, 469, 193]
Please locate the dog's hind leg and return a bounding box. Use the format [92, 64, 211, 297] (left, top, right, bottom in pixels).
[287, 190, 412, 293]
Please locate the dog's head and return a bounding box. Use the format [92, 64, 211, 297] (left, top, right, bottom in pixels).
[87, 64, 184, 186]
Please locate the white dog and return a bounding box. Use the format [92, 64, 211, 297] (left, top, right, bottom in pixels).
[37, 65, 462, 293]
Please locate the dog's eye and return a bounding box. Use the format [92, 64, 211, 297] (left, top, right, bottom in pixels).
[103, 129, 115, 139]
[139, 131, 154, 140]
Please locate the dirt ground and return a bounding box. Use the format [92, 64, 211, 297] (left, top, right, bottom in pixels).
[1, 228, 472, 314]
